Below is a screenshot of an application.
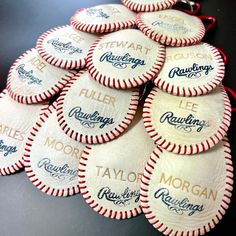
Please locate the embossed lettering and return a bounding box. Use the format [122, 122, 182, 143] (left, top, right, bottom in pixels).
[160, 173, 218, 201]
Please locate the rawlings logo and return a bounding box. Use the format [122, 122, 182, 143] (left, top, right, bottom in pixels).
[68, 106, 114, 129]
[16, 64, 42, 85]
[100, 51, 146, 69]
[169, 63, 214, 79]
[97, 187, 140, 206]
[160, 112, 209, 132]
[37, 158, 78, 181]
[47, 38, 83, 55]
[154, 188, 204, 216]
[86, 8, 109, 18]
[0, 139, 17, 157]
[152, 20, 191, 34]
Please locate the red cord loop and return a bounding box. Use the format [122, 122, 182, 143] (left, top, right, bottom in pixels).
[173, 1, 201, 15]
[198, 16, 217, 32]
[217, 48, 228, 65]
[224, 86, 236, 112]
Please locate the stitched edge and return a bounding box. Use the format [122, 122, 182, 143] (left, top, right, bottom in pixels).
[23, 102, 80, 196]
[153, 43, 225, 96]
[140, 137, 233, 235]
[56, 69, 140, 144]
[6, 48, 77, 104]
[70, 8, 136, 33]
[0, 89, 48, 175]
[87, 34, 166, 89]
[136, 11, 206, 46]
[121, 0, 177, 12]
[143, 85, 231, 154]
[78, 145, 143, 219]
[36, 24, 87, 70]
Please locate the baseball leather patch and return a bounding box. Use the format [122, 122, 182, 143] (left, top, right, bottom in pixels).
[143, 85, 231, 154]
[56, 69, 139, 144]
[87, 29, 165, 89]
[153, 43, 225, 96]
[79, 108, 155, 219]
[0, 90, 48, 175]
[136, 9, 205, 46]
[141, 138, 233, 235]
[70, 4, 136, 33]
[24, 103, 84, 196]
[7, 48, 76, 104]
[36, 25, 98, 70]
[122, 0, 178, 12]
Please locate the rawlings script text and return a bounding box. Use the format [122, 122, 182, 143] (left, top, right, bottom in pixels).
[68, 106, 114, 129]
[37, 158, 78, 181]
[169, 63, 214, 79]
[100, 51, 146, 69]
[154, 188, 204, 216]
[0, 139, 17, 157]
[97, 187, 139, 206]
[160, 112, 209, 132]
[16, 64, 42, 85]
[152, 20, 191, 34]
[47, 38, 83, 55]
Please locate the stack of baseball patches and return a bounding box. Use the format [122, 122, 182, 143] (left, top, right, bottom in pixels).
[0, 1, 234, 235]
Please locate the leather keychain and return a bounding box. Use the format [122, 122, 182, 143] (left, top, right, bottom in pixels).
[56, 69, 139, 144]
[70, 4, 136, 33]
[140, 138, 233, 236]
[136, 10, 216, 46]
[36, 25, 98, 70]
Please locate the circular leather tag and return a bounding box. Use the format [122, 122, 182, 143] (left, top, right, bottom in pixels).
[136, 9, 205, 46]
[79, 109, 155, 219]
[87, 29, 165, 89]
[122, 0, 178, 12]
[36, 25, 98, 70]
[143, 85, 231, 154]
[0, 90, 48, 175]
[24, 103, 84, 196]
[70, 4, 136, 33]
[56, 69, 139, 144]
[141, 138, 233, 235]
[153, 43, 225, 96]
[7, 48, 76, 104]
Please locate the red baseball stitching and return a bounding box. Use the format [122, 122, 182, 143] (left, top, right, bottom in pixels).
[23, 102, 80, 196]
[70, 8, 136, 33]
[136, 11, 206, 46]
[153, 43, 225, 96]
[78, 145, 143, 219]
[143, 85, 231, 154]
[0, 89, 48, 176]
[87, 33, 166, 89]
[122, 0, 177, 12]
[56, 69, 140, 144]
[6, 48, 77, 104]
[140, 137, 233, 235]
[36, 25, 87, 70]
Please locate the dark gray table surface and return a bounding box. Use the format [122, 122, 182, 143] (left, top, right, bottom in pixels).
[0, 0, 235, 235]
